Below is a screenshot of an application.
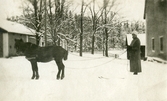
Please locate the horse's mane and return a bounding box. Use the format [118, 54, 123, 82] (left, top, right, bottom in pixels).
[25, 42, 39, 49]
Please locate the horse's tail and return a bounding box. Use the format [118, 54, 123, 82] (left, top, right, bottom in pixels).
[63, 50, 68, 60]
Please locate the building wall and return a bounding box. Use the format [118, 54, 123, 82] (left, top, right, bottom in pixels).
[28, 36, 36, 44]
[8, 33, 27, 56]
[0, 31, 36, 57]
[0, 32, 3, 57]
[146, 0, 167, 60]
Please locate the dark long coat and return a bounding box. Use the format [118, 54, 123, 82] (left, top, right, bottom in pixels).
[129, 37, 142, 73]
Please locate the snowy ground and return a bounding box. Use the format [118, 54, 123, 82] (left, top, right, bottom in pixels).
[0, 50, 167, 101]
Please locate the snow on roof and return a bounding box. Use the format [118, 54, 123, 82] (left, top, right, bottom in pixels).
[0, 20, 35, 36]
[126, 34, 146, 46]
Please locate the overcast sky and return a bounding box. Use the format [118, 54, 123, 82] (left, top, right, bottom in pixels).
[0, 0, 145, 21]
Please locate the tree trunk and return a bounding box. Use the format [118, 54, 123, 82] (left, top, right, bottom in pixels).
[34, 0, 43, 45]
[91, 0, 95, 55]
[104, 0, 108, 57]
[80, 0, 84, 56]
[105, 28, 108, 57]
[91, 16, 96, 54]
[44, 0, 47, 46]
[91, 33, 95, 54]
[34, 0, 39, 45]
[103, 31, 105, 56]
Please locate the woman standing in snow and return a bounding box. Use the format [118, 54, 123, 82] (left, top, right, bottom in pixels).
[129, 31, 142, 75]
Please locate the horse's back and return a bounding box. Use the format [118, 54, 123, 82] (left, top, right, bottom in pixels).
[36, 46, 54, 62]
[25, 44, 68, 62]
[52, 46, 68, 60]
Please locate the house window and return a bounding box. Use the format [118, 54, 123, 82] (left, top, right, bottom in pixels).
[160, 36, 163, 52]
[152, 38, 155, 51]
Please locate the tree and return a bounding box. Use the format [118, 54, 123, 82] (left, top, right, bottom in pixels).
[79, 0, 84, 56]
[27, 0, 44, 45]
[7, 0, 129, 55]
[103, 0, 110, 56]
[102, 0, 120, 57]
[46, 0, 66, 45]
[15, 0, 69, 46]
[89, 0, 103, 54]
[8, 0, 45, 45]
[79, 0, 91, 56]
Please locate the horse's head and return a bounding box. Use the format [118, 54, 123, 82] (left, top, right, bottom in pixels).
[14, 39, 24, 54]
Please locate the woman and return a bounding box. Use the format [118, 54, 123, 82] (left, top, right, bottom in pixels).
[129, 31, 142, 75]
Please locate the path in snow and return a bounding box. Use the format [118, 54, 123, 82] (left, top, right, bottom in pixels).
[0, 51, 167, 101]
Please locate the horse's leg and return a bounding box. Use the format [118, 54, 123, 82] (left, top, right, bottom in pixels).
[60, 61, 65, 80]
[30, 59, 39, 80]
[34, 61, 39, 79]
[30, 61, 36, 79]
[55, 59, 62, 80]
[56, 60, 65, 80]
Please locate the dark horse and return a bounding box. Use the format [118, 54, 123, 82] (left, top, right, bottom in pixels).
[14, 39, 68, 80]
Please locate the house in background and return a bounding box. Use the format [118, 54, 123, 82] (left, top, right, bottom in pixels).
[126, 34, 146, 60]
[144, 0, 167, 60]
[0, 20, 36, 57]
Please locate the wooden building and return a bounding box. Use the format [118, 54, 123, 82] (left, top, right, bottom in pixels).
[144, 0, 167, 60]
[0, 20, 36, 57]
[126, 34, 146, 60]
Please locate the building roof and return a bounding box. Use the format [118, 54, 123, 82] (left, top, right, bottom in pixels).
[126, 34, 146, 46]
[0, 20, 36, 36]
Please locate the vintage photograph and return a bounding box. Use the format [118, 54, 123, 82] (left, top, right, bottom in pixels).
[0, 0, 167, 101]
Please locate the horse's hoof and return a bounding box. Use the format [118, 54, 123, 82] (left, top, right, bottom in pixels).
[36, 76, 39, 80]
[57, 76, 60, 80]
[61, 77, 64, 80]
[31, 76, 35, 79]
[61, 76, 64, 80]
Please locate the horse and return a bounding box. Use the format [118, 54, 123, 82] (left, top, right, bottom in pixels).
[14, 39, 68, 80]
